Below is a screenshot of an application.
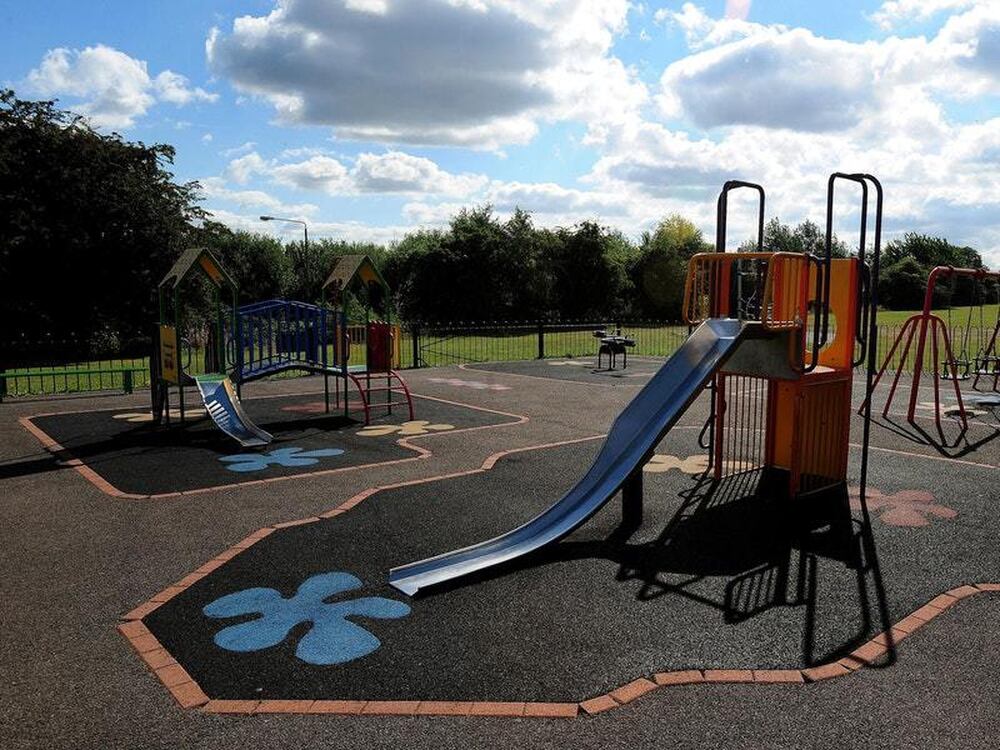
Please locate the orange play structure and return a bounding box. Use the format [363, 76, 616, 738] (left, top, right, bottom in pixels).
[683, 174, 881, 500]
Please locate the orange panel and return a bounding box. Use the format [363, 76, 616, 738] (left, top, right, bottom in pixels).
[769, 380, 798, 471]
[794, 374, 852, 492]
[818, 258, 859, 371]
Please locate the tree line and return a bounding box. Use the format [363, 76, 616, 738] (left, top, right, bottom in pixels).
[0, 89, 992, 361]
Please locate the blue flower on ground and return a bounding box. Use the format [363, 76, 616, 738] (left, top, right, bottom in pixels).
[218, 446, 345, 472]
[203, 571, 410, 665]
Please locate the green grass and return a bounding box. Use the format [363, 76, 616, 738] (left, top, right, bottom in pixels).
[876, 303, 1000, 327]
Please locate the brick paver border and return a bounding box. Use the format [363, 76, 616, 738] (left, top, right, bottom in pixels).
[114, 438, 1000, 718]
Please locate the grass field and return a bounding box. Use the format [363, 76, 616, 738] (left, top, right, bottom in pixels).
[876, 303, 1000, 327]
[3, 307, 999, 398]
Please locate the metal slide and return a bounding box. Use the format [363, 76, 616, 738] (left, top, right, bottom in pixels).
[389, 318, 748, 595]
[194, 374, 273, 448]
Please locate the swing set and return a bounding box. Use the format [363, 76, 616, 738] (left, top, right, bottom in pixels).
[863, 265, 1000, 438]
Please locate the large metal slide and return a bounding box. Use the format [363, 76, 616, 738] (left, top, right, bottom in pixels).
[388, 318, 749, 596]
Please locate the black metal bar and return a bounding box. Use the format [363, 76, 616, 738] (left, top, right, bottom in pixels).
[622, 467, 643, 528]
[827, 172, 871, 360]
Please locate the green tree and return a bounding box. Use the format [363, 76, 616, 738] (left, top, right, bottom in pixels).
[880, 233, 988, 308]
[745, 218, 849, 257]
[877, 257, 928, 311]
[0, 90, 204, 356]
[633, 215, 711, 319]
[549, 221, 633, 320]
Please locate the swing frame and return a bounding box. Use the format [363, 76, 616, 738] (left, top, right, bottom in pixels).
[863, 265, 1000, 441]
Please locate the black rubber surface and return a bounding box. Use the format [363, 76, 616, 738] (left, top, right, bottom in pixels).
[145, 430, 1000, 703]
[28, 393, 520, 495]
[468, 357, 663, 385]
[4, 365, 1000, 750]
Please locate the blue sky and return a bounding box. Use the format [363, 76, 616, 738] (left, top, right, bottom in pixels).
[2, 0, 999, 261]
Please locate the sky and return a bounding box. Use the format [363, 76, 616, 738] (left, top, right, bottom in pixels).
[2, 0, 999, 263]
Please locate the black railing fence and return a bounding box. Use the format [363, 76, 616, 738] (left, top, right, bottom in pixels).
[407, 320, 690, 368]
[1, 320, 998, 399]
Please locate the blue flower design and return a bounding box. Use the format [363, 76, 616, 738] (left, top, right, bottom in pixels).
[203, 571, 410, 665]
[218, 446, 345, 473]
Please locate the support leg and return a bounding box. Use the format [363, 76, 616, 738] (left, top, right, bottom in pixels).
[621, 468, 643, 529]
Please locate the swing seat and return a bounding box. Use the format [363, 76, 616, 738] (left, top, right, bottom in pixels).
[975, 355, 1000, 375]
[941, 358, 971, 381]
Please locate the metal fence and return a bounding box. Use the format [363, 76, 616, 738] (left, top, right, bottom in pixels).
[2, 320, 998, 400]
[408, 320, 690, 368]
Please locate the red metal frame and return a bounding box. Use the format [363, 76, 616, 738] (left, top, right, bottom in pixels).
[862, 265, 1000, 439]
[346, 369, 415, 425]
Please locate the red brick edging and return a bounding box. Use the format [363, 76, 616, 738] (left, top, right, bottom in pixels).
[118, 581, 999, 717]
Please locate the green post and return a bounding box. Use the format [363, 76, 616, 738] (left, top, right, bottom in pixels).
[537, 322, 545, 359]
[123, 370, 133, 395]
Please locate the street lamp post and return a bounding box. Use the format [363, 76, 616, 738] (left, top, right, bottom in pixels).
[259, 215, 308, 252]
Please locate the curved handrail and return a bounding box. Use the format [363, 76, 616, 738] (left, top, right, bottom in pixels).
[716, 181, 765, 253]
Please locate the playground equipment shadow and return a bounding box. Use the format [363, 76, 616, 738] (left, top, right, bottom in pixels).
[135, 428, 999, 709]
[21, 393, 524, 497]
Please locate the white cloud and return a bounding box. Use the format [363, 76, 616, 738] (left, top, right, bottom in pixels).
[199, 177, 319, 216]
[154, 71, 218, 105]
[206, 0, 644, 149]
[222, 141, 257, 158]
[869, 0, 980, 30]
[403, 179, 640, 230]
[658, 28, 878, 131]
[226, 152, 270, 184]
[656, 4, 1000, 131]
[486, 181, 629, 217]
[173, 1, 1000, 261]
[657, 2, 779, 49]
[351, 152, 487, 194]
[205, 207, 411, 244]
[930, 3, 1000, 96]
[272, 156, 350, 192]
[25, 45, 216, 129]
[265, 151, 488, 196]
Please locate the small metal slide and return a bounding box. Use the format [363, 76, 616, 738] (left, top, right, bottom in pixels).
[389, 318, 748, 596]
[194, 374, 273, 448]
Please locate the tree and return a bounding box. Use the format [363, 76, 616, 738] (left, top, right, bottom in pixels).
[744, 218, 849, 257]
[879, 233, 988, 309]
[0, 89, 203, 356]
[633, 215, 712, 319]
[549, 221, 633, 319]
[196, 223, 292, 303]
[877, 257, 928, 311]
